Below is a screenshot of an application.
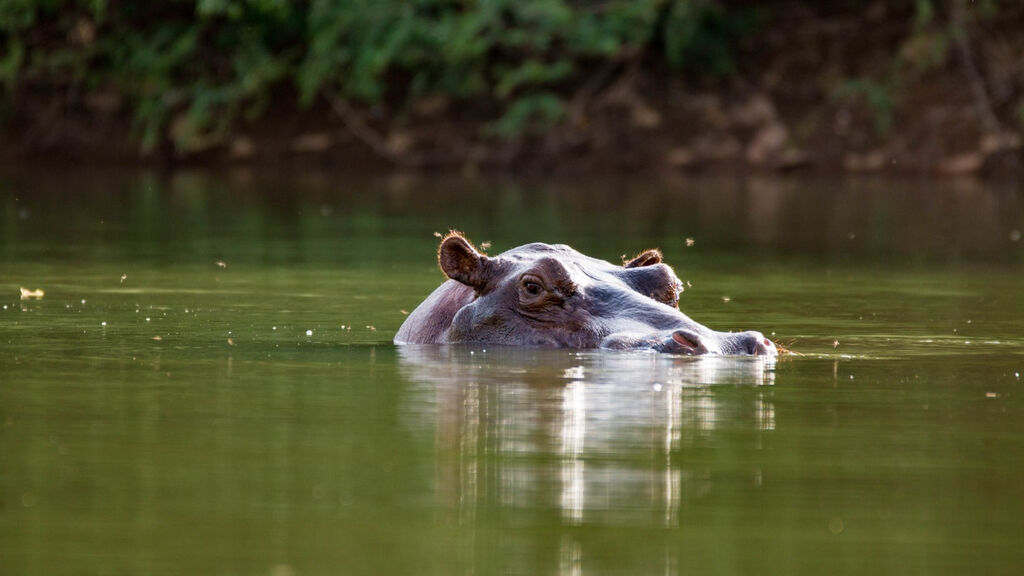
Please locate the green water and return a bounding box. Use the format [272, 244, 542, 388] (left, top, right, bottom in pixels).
[2, 170, 1023, 575]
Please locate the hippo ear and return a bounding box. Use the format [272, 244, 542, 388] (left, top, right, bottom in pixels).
[439, 233, 492, 290]
[624, 249, 663, 268]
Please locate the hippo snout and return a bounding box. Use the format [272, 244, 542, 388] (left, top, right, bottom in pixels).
[734, 331, 777, 356]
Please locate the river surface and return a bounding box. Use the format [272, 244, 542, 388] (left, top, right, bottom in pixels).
[2, 170, 1023, 575]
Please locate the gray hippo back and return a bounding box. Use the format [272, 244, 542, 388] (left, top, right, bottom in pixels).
[395, 233, 776, 356]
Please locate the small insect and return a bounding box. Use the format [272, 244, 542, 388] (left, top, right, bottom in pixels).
[685, 238, 695, 247]
[833, 340, 840, 349]
[120, 274, 127, 284]
[433, 232, 443, 238]
[480, 241, 491, 251]
[216, 261, 228, 269]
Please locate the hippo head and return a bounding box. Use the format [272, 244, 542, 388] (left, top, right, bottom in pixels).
[394, 233, 776, 356]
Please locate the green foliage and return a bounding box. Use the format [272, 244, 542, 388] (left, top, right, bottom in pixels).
[487, 91, 565, 138]
[663, 1, 763, 75]
[834, 79, 895, 136]
[1, 0, 765, 149]
[0, 36, 24, 92]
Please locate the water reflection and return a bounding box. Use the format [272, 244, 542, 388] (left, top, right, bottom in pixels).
[2, 170, 1021, 268]
[399, 345, 775, 571]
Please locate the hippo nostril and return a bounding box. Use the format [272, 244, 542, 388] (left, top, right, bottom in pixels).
[736, 331, 773, 356]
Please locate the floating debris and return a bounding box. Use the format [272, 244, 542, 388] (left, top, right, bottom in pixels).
[833, 340, 840, 349]
[216, 261, 228, 269]
[480, 241, 492, 251]
[1011, 229, 1021, 242]
[400, 310, 409, 315]
[986, 392, 1000, 398]
[685, 238, 695, 247]
[433, 231, 443, 238]
[120, 274, 127, 284]
[152, 335, 162, 341]
[775, 340, 798, 355]
[366, 325, 377, 331]
[305, 329, 313, 336]
[227, 338, 234, 346]
[19, 287, 44, 300]
[721, 296, 731, 303]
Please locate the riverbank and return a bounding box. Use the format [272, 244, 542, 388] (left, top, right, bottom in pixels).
[3, 2, 1023, 176]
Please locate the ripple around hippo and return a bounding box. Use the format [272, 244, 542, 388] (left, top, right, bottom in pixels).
[395, 232, 777, 357]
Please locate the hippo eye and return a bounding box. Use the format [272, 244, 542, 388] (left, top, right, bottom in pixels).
[518, 275, 547, 303]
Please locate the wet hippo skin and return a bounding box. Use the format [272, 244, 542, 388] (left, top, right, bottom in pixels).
[395, 232, 776, 356]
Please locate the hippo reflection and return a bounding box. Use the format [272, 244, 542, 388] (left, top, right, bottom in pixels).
[395, 233, 776, 356]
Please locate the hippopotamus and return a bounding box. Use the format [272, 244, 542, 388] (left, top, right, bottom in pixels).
[394, 233, 777, 356]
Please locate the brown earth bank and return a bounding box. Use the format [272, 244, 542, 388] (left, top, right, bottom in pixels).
[3, 2, 1024, 177]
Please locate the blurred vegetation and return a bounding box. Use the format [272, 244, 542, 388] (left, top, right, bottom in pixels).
[2, 0, 1022, 164]
[832, 0, 1014, 137]
[0, 0, 762, 152]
